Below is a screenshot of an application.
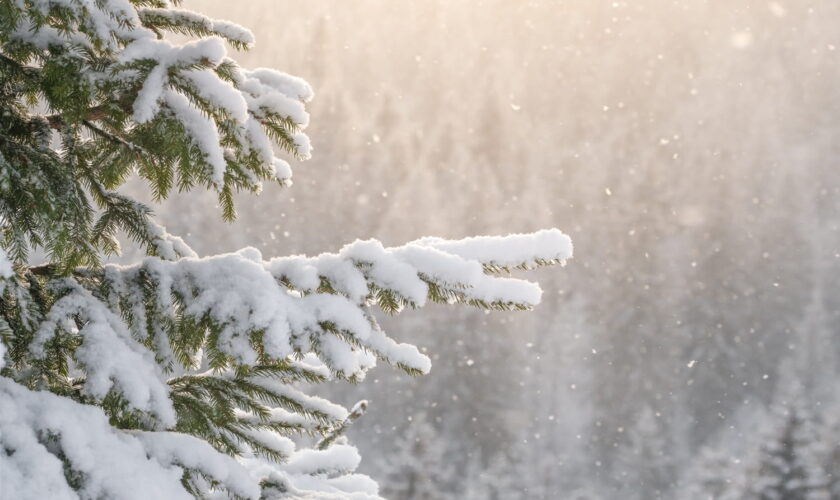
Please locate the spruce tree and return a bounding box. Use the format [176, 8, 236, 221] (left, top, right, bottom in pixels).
[681, 446, 748, 500]
[823, 410, 840, 499]
[680, 379, 839, 500]
[735, 376, 832, 500]
[615, 405, 673, 500]
[745, 399, 831, 500]
[378, 412, 453, 500]
[0, 1, 572, 499]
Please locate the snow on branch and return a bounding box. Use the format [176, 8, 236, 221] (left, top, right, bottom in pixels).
[3, 229, 570, 434]
[92, 229, 572, 385]
[9, 0, 311, 197]
[137, 8, 256, 50]
[0, 379, 199, 500]
[30, 279, 176, 426]
[0, 378, 380, 500]
[412, 228, 574, 271]
[270, 228, 573, 313]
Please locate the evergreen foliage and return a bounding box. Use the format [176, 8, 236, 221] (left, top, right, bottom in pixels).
[0, 1, 571, 498]
[615, 405, 673, 500]
[743, 395, 831, 500]
[681, 447, 747, 500]
[681, 377, 834, 500]
[378, 412, 453, 500]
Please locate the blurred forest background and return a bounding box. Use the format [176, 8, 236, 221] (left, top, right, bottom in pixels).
[123, 1, 840, 497]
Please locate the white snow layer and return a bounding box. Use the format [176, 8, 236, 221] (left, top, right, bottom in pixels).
[413, 228, 573, 268]
[22, 229, 570, 427]
[101, 229, 570, 381]
[31, 280, 177, 426]
[0, 379, 195, 500]
[0, 379, 381, 500]
[0, 248, 13, 279]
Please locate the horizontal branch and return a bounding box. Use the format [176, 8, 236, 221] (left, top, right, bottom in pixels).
[45, 106, 110, 130]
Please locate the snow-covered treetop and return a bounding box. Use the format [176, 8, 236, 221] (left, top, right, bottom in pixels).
[0, 2, 573, 499]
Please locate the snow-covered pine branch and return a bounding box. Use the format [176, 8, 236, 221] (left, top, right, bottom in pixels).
[0, 1, 573, 499]
[1, 230, 571, 498]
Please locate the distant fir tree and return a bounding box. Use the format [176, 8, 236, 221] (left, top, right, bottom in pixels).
[743, 394, 831, 500]
[0, 1, 573, 498]
[462, 450, 517, 500]
[614, 405, 674, 500]
[681, 372, 840, 500]
[680, 446, 748, 500]
[692, 374, 833, 500]
[823, 408, 840, 499]
[378, 411, 454, 500]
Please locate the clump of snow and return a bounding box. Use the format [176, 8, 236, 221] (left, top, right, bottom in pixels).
[146, 220, 198, 260]
[136, 431, 259, 498]
[0, 377, 385, 499]
[246, 68, 315, 102]
[412, 228, 574, 269]
[139, 8, 256, 48]
[163, 90, 227, 186]
[0, 380, 193, 500]
[31, 280, 176, 426]
[0, 248, 14, 279]
[283, 444, 362, 475]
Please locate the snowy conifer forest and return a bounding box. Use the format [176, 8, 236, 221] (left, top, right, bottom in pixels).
[2, 0, 840, 499]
